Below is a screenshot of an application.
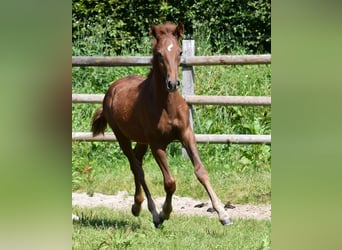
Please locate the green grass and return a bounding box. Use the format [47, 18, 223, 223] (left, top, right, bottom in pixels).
[72, 207, 271, 250]
[72, 149, 270, 204]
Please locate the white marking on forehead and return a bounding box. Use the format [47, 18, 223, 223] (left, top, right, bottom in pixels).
[167, 43, 174, 52]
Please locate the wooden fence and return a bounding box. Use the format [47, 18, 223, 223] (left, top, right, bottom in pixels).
[72, 40, 271, 145]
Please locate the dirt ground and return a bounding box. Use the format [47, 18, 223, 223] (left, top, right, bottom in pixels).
[72, 191, 271, 220]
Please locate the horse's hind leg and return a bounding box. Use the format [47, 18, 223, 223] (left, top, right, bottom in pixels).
[150, 145, 176, 224]
[131, 143, 148, 216]
[113, 130, 161, 226]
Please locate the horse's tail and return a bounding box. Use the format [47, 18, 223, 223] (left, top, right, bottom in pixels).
[91, 108, 107, 137]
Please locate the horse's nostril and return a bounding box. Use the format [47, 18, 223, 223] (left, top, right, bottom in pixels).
[167, 81, 172, 90]
[166, 79, 180, 92]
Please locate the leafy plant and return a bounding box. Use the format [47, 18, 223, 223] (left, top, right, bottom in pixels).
[72, 0, 270, 54]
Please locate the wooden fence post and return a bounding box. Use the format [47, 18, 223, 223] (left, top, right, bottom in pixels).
[181, 40, 195, 157]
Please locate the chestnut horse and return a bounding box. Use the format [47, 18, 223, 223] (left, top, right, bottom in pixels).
[91, 22, 232, 227]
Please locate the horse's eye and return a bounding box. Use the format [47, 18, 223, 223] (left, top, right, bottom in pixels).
[180, 51, 183, 56]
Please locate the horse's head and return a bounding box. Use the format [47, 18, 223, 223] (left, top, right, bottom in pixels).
[151, 22, 184, 92]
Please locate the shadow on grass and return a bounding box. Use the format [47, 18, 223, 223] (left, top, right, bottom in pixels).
[73, 212, 142, 231]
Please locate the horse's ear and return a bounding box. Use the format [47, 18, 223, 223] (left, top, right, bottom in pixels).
[174, 23, 184, 39]
[150, 24, 157, 39]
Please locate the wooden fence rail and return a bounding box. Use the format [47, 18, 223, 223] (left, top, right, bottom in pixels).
[72, 40, 271, 145]
[72, 132, 271, 144]
[72, 54, 271, 67]
[72, 94, 271, 106]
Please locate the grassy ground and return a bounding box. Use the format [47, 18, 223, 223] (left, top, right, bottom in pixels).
[72, 207, 271, 250]
[72, 151, 270, 204]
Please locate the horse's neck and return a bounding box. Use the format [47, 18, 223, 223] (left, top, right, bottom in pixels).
[148, 70, 179, 115]
[149, 65, 166, 98]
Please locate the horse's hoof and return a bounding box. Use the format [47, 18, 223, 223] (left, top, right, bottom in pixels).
[159, 211, 170, 221]
[153, 219, 163, 228]
[153, 215, 165, 228]
[131, 204, 141, 217]
[220, 218, 233, 226]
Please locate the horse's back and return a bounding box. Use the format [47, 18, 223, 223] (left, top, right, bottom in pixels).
[105, 75, 145, 101]
[109, 75, 145, 91]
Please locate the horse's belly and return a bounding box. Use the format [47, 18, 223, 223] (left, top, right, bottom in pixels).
[116, 120, 149, 144]
[110, 113, 175, 145]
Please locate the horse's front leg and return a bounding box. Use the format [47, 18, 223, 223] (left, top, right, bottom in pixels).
[150, 145, 176, 225]
[181, 128, 233, 226]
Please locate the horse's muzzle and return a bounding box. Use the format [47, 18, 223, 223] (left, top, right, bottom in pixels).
[166, 79, 180, 92]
